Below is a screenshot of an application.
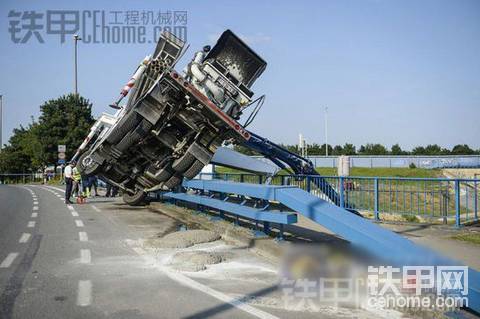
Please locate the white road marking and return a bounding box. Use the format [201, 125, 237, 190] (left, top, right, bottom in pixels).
[91, 205, 101, 213]
[71, 211, 79, 217]
[19, 233, 31, 243]
[48, 186, 65, 193]
[80, 249, 91, 264]
[78, 232, 88, 242]
[130, 246, 280, 319]
[27, 221, 36, 228]
[33, 206, 39, 211]
[31, 212, 38, 218]
[67, 205, 74, 211]
[33, 201, 38, 205]
[0, 253, 19, 268]
[77, 280, 92, 306]
[75, 220, 84, 227]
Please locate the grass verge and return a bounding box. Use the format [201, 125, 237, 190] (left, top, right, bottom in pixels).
[450, 233, 480, 245]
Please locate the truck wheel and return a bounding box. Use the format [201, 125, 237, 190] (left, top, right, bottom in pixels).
[183, 160, 204, 180]
[172, 152, 195, 173]
[116, 119, 152, 152]
[122, 190, 147, 206]
[163, 175, 183, 189]
[78, 152, 102, 176]
[106, 111, 141, 144]
[146, 166, 173, 183]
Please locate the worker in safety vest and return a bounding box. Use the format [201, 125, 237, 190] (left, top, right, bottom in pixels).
[72, 165, 81, 197]
[81, 175, 91, 198]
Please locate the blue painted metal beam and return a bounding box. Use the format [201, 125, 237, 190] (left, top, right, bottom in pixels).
[164, 192, 297, 224]
[211, 147, 280, 175]
[183, 179, 297, 201]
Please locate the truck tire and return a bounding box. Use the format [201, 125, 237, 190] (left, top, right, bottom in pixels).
[146, 166, 173, 183]
[106, 111, 141, 144]
[172, 152, 195, 173]
[116, 119, 152, 152]
[163, 175, 182, 189]
[77, 152, 102, 176]
[183, 160, 204, 180]
[123, 190, 147, 206]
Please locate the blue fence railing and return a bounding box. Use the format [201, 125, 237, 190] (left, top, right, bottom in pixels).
[251, 155, 480, 169]
[196, 173, 479, 226]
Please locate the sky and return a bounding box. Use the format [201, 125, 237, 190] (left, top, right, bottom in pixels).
[0, 0, 479, 151]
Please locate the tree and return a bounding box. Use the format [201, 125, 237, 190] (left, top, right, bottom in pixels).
[332, 145, 343, 156]
[391, 143, 404, 155]
[0, 130, 32, 173]
[35, 94, 94, 166]
[0, 94, 94, 173]
[451, 144, 475, 155]
[412, 146, 426, 155]
[342, 143, 356, 155]
[424, 144, 442, 155]
[319, 143, 333, 156]
[307, 143, 322, 155]
[359, 143, 388, 155]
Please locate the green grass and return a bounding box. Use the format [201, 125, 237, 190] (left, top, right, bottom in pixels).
[315, 167, 442, 178]
[215, 166, 442, 178]
[450, 233, 480, 245]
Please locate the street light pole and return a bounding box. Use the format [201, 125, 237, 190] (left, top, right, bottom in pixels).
[73, 34, 82, 95]
[324, 106, 328, 157]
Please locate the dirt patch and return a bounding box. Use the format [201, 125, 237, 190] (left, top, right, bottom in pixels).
[169, 251, 224, 272]
[152, 229, 221, 249]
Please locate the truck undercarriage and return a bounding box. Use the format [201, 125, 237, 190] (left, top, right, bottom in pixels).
[75, 30, 266, 205]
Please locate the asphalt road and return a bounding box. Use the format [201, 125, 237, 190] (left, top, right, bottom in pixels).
[0, 184, 290, 319]
[2, 184, 478, 319]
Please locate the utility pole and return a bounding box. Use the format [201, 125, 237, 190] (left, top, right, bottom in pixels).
[0, 95, 3, 152]
[73, 34, 82, 95]
[324, 106, 328, 157]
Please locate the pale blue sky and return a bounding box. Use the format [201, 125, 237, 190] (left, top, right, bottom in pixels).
[1, 0, 479, 150]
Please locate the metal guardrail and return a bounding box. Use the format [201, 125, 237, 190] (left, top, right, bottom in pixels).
[198, 173, 479, 226]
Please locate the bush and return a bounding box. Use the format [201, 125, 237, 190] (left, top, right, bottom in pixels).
[409, 163, 417, 169]
[403, 214, 419, 223]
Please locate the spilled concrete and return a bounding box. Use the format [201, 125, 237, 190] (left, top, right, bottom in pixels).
[169, 251, 224, 272]
[151, 229, 221, 249]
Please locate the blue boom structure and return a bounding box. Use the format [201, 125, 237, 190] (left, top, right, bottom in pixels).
[242, 131, 344, 207]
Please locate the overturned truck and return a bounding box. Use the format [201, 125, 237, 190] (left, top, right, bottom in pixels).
[74, 30, 267, 205]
